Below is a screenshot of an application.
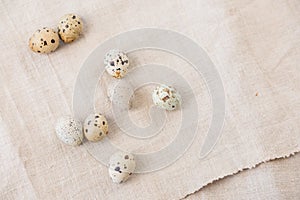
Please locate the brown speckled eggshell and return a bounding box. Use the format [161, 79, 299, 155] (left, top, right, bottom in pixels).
[58, 14, 83, 43]
[29, 28, 59, 53]
[83, 113, 108, 142]
[108, 151, 136, 183]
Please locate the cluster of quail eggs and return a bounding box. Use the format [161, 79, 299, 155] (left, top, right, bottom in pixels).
[55, 113, 108, 146]
[55, 113, 136, 184]
[104, 50, 181, 110]
[29, 13, 83, 53]
[55, 48, 182, 184]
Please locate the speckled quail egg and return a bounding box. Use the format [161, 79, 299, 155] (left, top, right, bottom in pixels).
[29, 27, 59, 53]
[83, 113, 108, 142]
[152, 84, 181, 111]
[55, 116, 83, 146]
[104, 49, 129, 78]
[108, 151, 136, 184]
[107, 79, 134, 109]
[58, 14, 83, 43]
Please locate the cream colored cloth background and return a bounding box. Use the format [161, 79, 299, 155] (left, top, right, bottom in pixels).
[0, 0, 300, 199]
[187, 153, 300, 200]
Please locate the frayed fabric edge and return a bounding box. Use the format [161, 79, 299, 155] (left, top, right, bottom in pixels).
[181, 149, 300, 199]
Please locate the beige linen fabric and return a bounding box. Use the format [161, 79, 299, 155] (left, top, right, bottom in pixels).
[187, 153, 300, 200]
[0, 0, 299, 199]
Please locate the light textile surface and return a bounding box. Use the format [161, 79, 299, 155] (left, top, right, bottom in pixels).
[0, 0, 300, 199]
[187, 153, 300, 200]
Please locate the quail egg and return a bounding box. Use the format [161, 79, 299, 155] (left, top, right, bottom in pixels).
[83, 113, 108, 142]
[55, 116, 83, 146]
[58, 13, 83, 43]
[104, 49, 129, 78]
[152, 84, 181, 111]
[108, 151, 136, 183]
[29, 27, 59, 53]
